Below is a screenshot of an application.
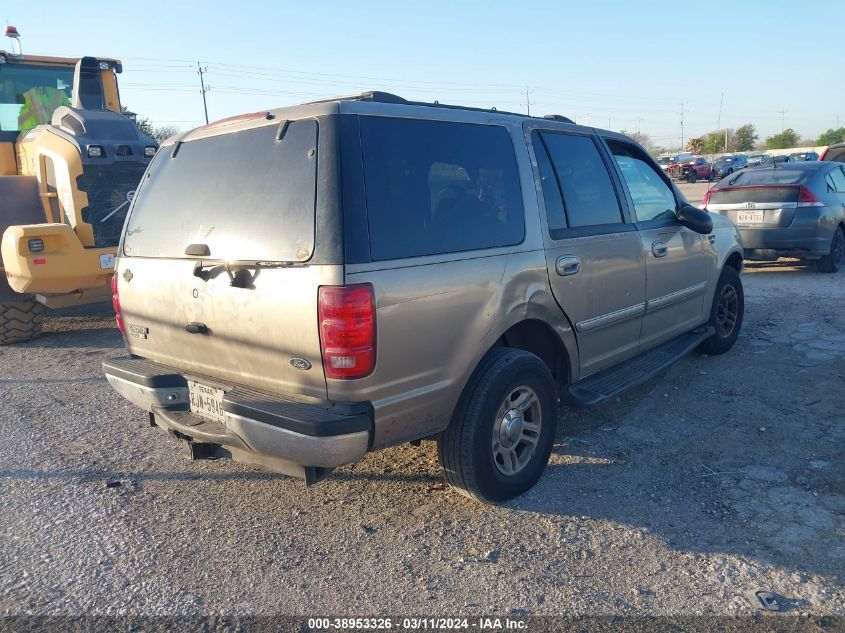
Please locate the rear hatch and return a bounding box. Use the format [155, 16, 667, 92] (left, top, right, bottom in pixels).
[116, 115, 341, 400]
[705, 169, 811, 227]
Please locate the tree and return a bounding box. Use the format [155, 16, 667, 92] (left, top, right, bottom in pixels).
[733, 124, 758, 152]
[135, 117, 155, 138]
[702, 130, 730, 154]
[149, 124, 180, 143]
[765, 128, 799, 150]
[619, 130, 652, 150]
[686, 137, 704, 154]
[817, 127, 845, 146]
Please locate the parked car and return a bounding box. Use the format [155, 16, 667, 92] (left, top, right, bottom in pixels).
[657, 152, 694, 173]
[668, 156, 713, 182]
[790, 151, 819, 162]
[712, 155, 749, 178]
[104, 92, 745, 503]
[819, 142, 845, 163]
[773, 154, 794, 164]
[704, 162, 845, 272]
[746, 153, 772, 167]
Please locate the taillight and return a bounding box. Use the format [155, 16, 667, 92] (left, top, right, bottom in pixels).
[702, 188, 714, 207]
[318, 284, 376, 379]
[797, 187, 824, 208]
[111, 273, 125, 335]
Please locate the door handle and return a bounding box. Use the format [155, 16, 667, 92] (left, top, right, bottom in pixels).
[555, 255, 581, 276]
[651, 240, 669, 258]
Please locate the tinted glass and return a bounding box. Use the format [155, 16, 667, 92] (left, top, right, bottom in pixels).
[0, 63, 74, 132]
[726, 169, 808, 186]
[531, 133, 566, 233]
[607, 140, 677, 221]
[828, 166, 845, 192]
[826, 147, 845, 163]
[540, 132, 622, 228]
[359, 117, 524, 260]
[124, 120, 318, 261]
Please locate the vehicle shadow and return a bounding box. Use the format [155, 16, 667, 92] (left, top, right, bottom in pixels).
[502, 355, 845, 585]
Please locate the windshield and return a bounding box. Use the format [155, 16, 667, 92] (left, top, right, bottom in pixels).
[0, 63, 74, 133]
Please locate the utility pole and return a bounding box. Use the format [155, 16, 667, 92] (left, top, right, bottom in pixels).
[197, 62, 210, 124]
[716, 92, 723, 131]
[608, 116, 611, 130]
[636, 116, 642, 138]
[680, 101, 685, 150]
[523, 87, 533, 116]
[779, 108, 786, 133]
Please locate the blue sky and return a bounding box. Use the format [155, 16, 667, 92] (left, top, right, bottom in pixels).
[5, 0, 843, 148]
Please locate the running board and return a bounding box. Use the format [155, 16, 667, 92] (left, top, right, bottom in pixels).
[565, 326, 715, 407]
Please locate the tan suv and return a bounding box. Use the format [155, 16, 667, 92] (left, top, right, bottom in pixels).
[104, 92, 745, 503]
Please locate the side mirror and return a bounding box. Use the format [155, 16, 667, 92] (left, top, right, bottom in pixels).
[677, 204, 713, 235]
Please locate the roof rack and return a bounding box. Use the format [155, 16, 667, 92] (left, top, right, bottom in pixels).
[312, 91, 576, 125]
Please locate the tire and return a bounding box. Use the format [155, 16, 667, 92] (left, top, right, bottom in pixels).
[698, 266, 744, 355]
[437, 348, 558, 504]
[688, 170, 697, 183]
[816, 227, 844, 274]
[0, 296, 45, 345]
[708, 170, 715, 182]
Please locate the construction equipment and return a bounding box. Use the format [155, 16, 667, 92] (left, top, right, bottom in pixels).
[0, 27, 157, 344]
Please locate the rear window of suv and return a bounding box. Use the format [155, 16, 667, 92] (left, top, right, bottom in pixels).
[123, 120, 318, 262]
[359, 117, 525, 261]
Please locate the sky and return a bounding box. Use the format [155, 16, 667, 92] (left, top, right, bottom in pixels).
[4, 0, 843, 149]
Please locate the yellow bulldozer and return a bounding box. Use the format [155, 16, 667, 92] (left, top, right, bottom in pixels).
[0, 37, 157, 344]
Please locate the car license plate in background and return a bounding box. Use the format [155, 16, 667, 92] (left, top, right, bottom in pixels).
[736, 210, 765, 224]
[188, 380, 226, 424]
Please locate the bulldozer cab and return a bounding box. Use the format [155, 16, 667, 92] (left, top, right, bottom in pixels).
[0, 49, 157, 343]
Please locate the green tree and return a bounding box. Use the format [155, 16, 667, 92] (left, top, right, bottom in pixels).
[135, 117, 155, 138]
[765, 128, 799, 150]
[733, 124, 758, 151]
[817, 127, 845, 146]
[702, 130, 730, 154]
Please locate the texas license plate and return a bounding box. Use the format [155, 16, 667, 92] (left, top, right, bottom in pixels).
[736, 210, 764, 224]
[188, 380, 226, 424]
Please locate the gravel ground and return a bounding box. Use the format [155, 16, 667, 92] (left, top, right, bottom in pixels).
[0, 261, 843, 622]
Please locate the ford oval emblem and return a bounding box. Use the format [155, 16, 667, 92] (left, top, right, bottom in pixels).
[289, 358, 312, 371]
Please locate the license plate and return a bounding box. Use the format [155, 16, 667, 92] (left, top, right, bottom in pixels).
[188, 380, 226, 424]
[736, 210, 765, 224]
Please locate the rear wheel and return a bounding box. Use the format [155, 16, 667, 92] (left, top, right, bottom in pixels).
[437, 348, 557, 503]
[0, 296, 45, 345]
[816, 227, 844, 273]
[688, 170, 697, 183]
[698, 266, 744, 355]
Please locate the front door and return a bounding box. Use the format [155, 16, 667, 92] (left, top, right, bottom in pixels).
[529, 129, 646, 378]
[603, 138, 710, 349]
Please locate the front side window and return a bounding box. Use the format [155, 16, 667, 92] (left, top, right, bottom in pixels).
[607, 140, 678, 222]
[0, 63, 74, 133]
[538, 131, 623, 229]
[359, 117, 524, 261]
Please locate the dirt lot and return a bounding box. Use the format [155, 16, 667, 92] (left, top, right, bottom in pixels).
[0, 259, 843, 621]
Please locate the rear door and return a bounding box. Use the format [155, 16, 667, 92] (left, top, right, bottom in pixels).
[117, 117, 340, 401]
[530, 129, 646, 377]
[604, 138, 710, 348]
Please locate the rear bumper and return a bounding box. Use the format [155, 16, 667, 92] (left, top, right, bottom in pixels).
[738, 227, 832, 259]
[103, 356, 372, 475]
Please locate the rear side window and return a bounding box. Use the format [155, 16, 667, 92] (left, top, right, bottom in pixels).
[827, 166, 845, 192]
[537, 132, 623, 229]
[123, 120, 317, 261]
[359, 117, 524, 261]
